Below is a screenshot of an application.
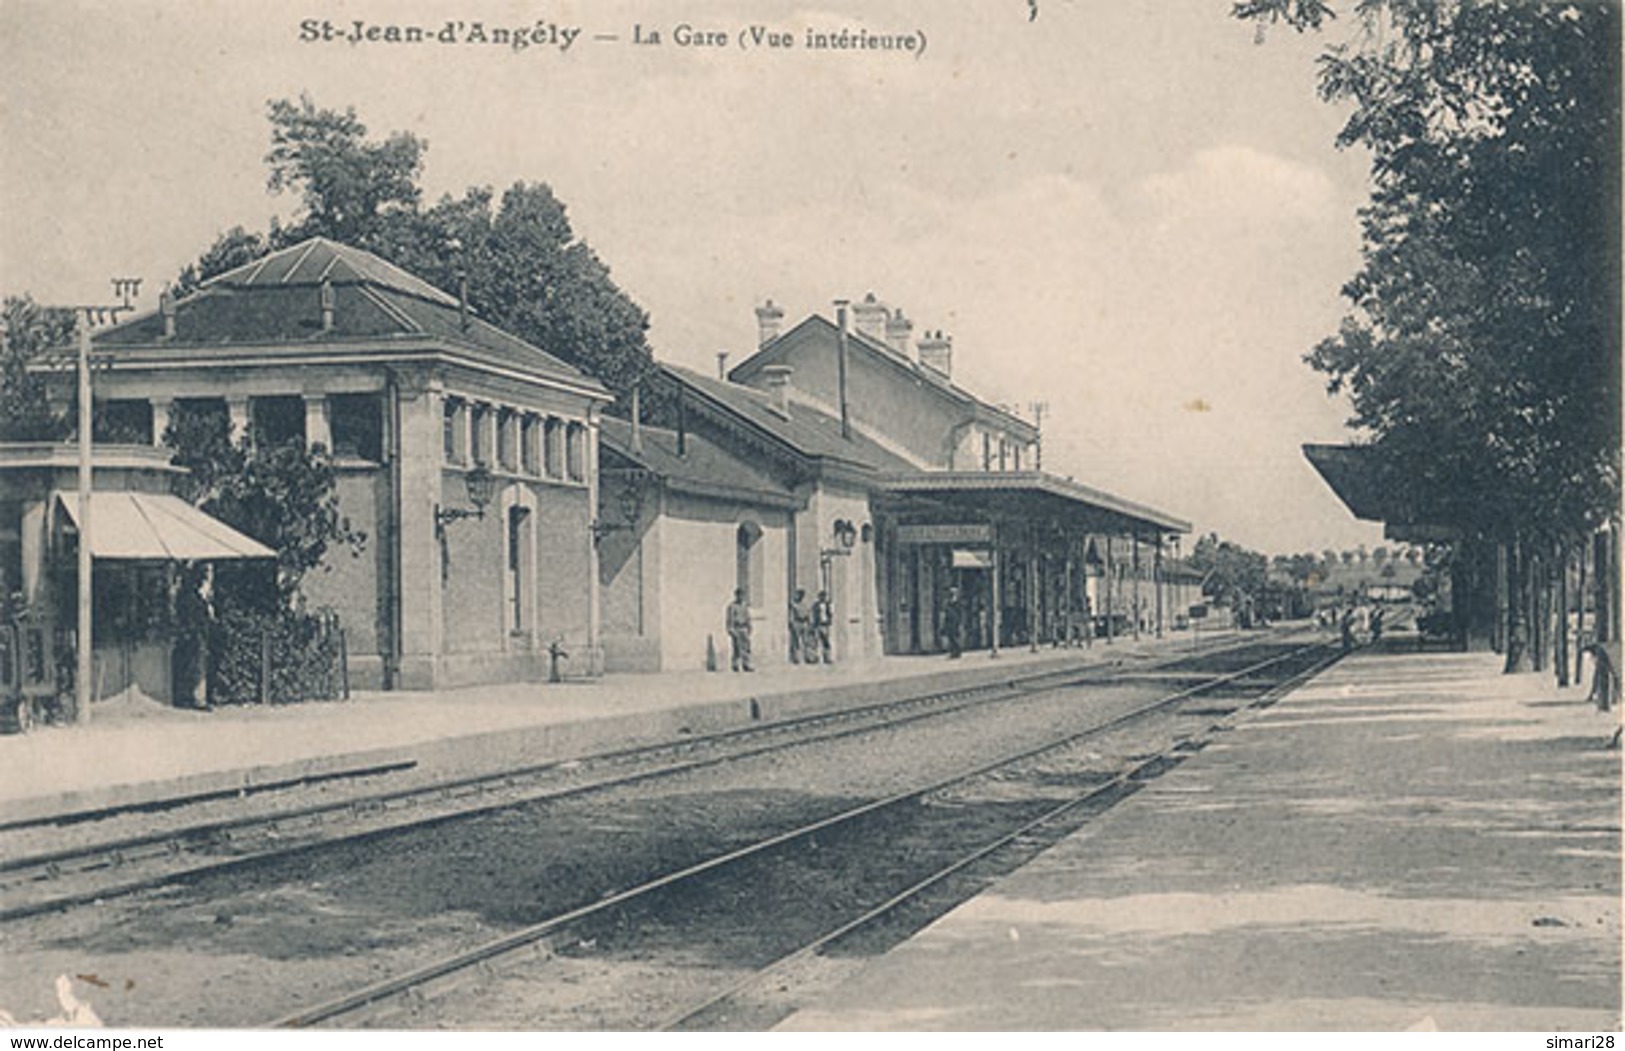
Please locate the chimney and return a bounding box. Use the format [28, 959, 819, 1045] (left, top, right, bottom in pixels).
[884, 308, 912, 357]
[754, 299, 784, 347]
[319, 279, 334, 332]
[834, 300, 851, 439]
[716, 350, 729, 379]
[918, 330, 953, 378]
[160, 286, 176, 339]
[458, 272, 470, 332]
[851, 291, 888, 343]
[630, 382, 643, 454]
[762, 364, 794, 418]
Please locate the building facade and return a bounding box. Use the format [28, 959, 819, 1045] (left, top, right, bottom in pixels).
[58, 238, 611, 690]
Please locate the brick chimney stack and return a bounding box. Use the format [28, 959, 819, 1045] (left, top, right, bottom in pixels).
[884, 308, 913, 357]
[851, 292, 888, 344]
[918, 330, 953, 378]
[761, 364, 794, 418]
[755, 299, 785, 347]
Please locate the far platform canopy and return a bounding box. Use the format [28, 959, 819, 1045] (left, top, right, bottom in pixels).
[1302, 442, 1456, 542]
[877, 470, 1190, 538]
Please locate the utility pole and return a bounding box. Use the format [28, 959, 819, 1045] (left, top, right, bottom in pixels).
[1029, 400, 1048, 471]
[67, 278, 142, 724]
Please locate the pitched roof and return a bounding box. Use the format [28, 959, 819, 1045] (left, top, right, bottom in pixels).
[878, 470, 1191, 535]
[599, 417, 798, 507]
[663, 364, 916, 474]
[89, 237, 607, 395]
[731, 314, 1038, 441]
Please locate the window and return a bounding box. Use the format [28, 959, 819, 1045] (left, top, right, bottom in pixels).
[544, 417, 563, 478]
[998, 439, 1009, 472]
[981, 432, 992, 472]
[251, 395, 305, 449]
[443, 398, 466, 464]
[736, 521, 764, 607]
[93, 400, 153, 444]
[566, 421, 585, 482]
[520, 415, 539, 475]
[1012, 443, 1023, 472]
[330, 393, 384, 462]
[508, 505, 531, 633]
[470, 404, 492, 466]
[497, 408, 518, 472]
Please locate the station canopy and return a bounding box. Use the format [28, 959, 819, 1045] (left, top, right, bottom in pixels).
[55, 491, 275, 561]
[876, 471, 1190, 538]
[1302, 443, 1457, 542]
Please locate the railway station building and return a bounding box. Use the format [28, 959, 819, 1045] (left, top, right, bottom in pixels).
[597, 294, 1191, 670]
[52, 238, 613, 691]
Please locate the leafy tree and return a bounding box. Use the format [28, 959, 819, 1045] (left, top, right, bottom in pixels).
[1238, 1, 1621, 670]
[0, 296, 73, 441]
[265, 94, 424, 245]
[1189, 532, 1268, 611]
[165, 402, 365, 610]
[184, 96, 655, 402]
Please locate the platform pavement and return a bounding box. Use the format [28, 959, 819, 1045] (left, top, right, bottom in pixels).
[780, 645, 1623, 1032]
[0, 629, 1236, 827]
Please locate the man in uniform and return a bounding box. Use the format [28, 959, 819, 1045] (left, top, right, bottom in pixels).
[726, 588, 754, 672]
[811, 590, 835, 664]
[941, 586, 964, 659]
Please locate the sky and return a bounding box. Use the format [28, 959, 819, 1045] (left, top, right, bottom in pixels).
[0, 0, 1389, 555]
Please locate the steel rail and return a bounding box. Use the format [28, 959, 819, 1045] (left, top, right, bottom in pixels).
[271, 639, 1335, 1029]
[659, 644, 1344, 1031]
[0, 632, 1286, 921]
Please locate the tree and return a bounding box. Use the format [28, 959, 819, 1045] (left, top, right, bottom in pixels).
[0, 296, 73, 441]
[164, 402, 365, 609]
[265, 94, 424, 245]
[191, 96, 656, 402]
[1188, 532, 1268, 613]
[1238, 1, 1621, 671]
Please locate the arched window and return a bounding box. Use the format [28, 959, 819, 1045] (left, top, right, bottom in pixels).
[736, 521, 764, 607]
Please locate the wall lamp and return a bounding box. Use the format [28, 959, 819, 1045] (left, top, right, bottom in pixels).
[591, 482, 645, 546]
[833, 519, 858, 549]
[435, 464, 497, 539]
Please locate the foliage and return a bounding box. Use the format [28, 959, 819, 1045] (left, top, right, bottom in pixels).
[265, 94, 424, 245]
[164, 402, 366, 609]
[1238, 1, 1619, 547]
[0, 295, 73, 441]
[1188, 532, 1268, 610]
[208, 605, 345, 704]
[180, 96, 655, 402]
[1238, 0, 1620, 669]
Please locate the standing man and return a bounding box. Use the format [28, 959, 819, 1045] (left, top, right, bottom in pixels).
[726, 588, 754, 672]
[941, 586, 964, 659]
[788, 588, 811, 664]
[811, 589, 835, 665]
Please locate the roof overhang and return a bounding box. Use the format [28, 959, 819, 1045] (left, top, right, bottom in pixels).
[1303, 443, 1458, 539]
[876, 471, 1190, 535]
[55, 491, 275, 561]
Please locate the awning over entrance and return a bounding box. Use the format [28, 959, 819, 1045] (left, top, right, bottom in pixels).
[55, 491, 275, 561]
[1302, 443, 1454, 542]
[877, 471, 1190, 536]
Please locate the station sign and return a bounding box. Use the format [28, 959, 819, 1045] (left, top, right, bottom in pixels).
[1189, 603, 1209, 620]
[897, 523, 993, 545]
[951, 549, 993, 569]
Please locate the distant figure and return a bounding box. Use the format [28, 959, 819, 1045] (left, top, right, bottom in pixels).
[1369, 606, 1385, 643]
[811, 590, 835, 664]
[788, 588, 811, 664]
[941, 587, 964, 659]
[726, 588, 753, 672]
[1340, 606, 1358, 652]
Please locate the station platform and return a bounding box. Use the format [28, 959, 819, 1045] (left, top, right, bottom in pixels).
[780, 646, 1623, 1031]
[0, 630, 1226, 828]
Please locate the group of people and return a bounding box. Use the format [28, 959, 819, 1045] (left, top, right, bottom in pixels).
[722, 587, 835, 673]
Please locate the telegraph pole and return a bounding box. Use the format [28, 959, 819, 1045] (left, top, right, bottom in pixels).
[70, 278, 142, 724]
[1029, 400, 1048, 471]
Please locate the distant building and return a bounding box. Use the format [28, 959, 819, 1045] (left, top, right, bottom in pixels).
[598, 294, 1191, 670]
[47, 238, 612, 690]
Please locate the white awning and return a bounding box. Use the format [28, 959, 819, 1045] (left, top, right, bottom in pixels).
[55, 491, 275, 561]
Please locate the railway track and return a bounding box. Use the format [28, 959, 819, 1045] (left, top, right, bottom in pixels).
[270, 639, 1340, 1030]
[0, 632, 1296, 922]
